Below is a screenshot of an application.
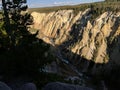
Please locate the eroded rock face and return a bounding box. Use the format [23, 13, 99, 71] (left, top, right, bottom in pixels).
[30, 9, 120, 65]
[30, 9, 91, 45]
[70, 12, 120, 64]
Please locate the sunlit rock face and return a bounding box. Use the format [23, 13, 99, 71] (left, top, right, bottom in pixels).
[30, 8, 120, 65]
[30, 9, 85, 45]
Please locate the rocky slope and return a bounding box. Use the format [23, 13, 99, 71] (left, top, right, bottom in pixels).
[30, 8, 120, 72]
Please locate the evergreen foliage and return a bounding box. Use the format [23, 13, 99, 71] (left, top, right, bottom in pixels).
[105, 0, 120, 2]
[29, 0, 120, 15]
[0, 0, 54, 78]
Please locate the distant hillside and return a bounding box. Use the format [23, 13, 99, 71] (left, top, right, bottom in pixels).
[106, 0, 120, 1]
[28, 1, 120, 14]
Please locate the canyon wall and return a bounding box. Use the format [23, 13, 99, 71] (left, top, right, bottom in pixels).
[30, 9, 120, 69]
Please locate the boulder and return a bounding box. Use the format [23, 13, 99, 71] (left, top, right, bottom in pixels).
[0, 81, 12, 90]
[19, 83, 37, 90]
[43, 82, 94, 90]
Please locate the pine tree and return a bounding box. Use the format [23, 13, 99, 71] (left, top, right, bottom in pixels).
[0, 0, 54, 77]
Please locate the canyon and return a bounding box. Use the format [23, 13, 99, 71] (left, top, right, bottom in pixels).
[29, 8, 120, 76]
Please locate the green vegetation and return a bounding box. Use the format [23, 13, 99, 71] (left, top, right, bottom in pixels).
[106, 0, 120, 2]
[0, 11, 2, 19]
[0, 1, 73, 90]
[0, 1, 66, 90]
[0, 0, 56, 85]
[29, 1, 120, 14]
[28, 1, 120, 24]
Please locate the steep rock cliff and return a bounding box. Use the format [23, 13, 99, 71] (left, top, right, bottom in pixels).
[30, 9, 120, 66]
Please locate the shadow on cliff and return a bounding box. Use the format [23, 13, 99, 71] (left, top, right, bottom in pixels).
[58, 9, 91, 49]
[105, 34, 120, 90]
[56, 17, 120, 89]
[55, 9, 120, 89]
[56, 44, 120, 90]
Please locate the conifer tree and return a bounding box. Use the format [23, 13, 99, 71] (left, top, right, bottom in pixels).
[0, 0, 54, 77]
